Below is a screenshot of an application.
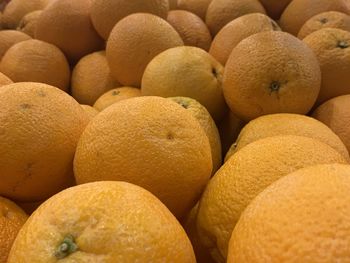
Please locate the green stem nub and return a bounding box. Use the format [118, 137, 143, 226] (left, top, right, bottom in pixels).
[270, 81, 281, 92]
[338, 41, 349, 49]
[54, 235, 78, 259]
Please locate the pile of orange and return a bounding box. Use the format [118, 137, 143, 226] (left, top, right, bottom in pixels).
[1, 0, 350, 262]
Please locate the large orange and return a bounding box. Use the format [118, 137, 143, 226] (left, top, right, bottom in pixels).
[303, 28, 350, 104]
[16, 10, 42, 38]
[205, 0, 266, 36]
[312, 95, 350, 154]
[0, 82, 90, 202]
[228, 164, 350, 262]
[0, 39, 71, 91]
[177, 0, 212, 20]
[8, 181, 196, 262]
[91, 0, 169, 40]
[71, 51, 120, 105]
[106, 13, 183, 87]
[197, 135, 347, 262]
[0, 196, 27, 263]
[223, 31, 321, 121]
[167, 10, 212, 51]
[298, 11, 350, 39]
[209, 13, 279, 65]
[74, 96, 212, 219]
[279, 0, 350, 35]
[35, 0, 103, 63]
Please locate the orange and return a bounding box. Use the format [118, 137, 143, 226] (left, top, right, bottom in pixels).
[106, 13, 183, 87]
[225, 113, 349, 162]
[312, 95, 350, 154]
[170, 97, 222, 174]
[303, 28, 350, 105]
[298, 11, 350, 39]
[0, 82, 90, 202]
[0, 39, 71, 91]
[182, 203, 216, 263]
[35, 0, 103, 63]
[91, 0, 169, 40]
[205, 0, 266, 36]
[169, 0, 178, 9]
[141, 46, 227, 122]
[197, 135, 347, 262]
[259, 0, 292, 19]
[1, 0, 48, 29]
[228, 164, 350, 263]
[74, 96, 212, 219]
[177, 0, 212, 20]
[71, 51, 120, 105]
[0, 30, 31, 60]
[209, 13, 280, 65]
[0, 196, 27, 263]
[167, 10, 212, 51]
[218, 111, 245, 156]
[8, 181, 196, 262]
[16, 10, 42, 38]
[0, 72, 12, 87]
[80, 105, 99, 120]
[93, 87, 141, 111]
[279, 0, 350, 36]
[223, 31, 321, 122]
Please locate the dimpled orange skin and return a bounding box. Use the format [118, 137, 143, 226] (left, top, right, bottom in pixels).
[0, 196, 28, 263]
[279, 0, 350, 36]
[71, 51, 120, 106]
[225, 113, 350, 162]
[196, 135, 348, 263]
[8, 181, 196, 262]
[17, 10, 42, 38]
[303, 28, 350, 105]
[74, 96, 212, 219]
[0, 39, 71, 92]
[0, 30, 31, 60]
[177, 0, 212, 20]
[209, 13, 280, 65]
[106, 13, 184, 87]
[167, 10, 212, 51]
[80, 105, 99, 120]
[223, 31, 321, 122]
[93, 87, 141, 112]
[91, 0, 169, 40]
[258, 0, 292, 19]
[312, 95, 350, 154]
[298, 11, 350, 39]
[35, 0, 103, 63]
[228, 164, 350, 263]
[205, 0, 266, 36]
[0, 82, 90, 202]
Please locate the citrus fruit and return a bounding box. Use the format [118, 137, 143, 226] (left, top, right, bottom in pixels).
[93, 87, 141, 112]
[167, 10, 212, 51]
[225, 113, 349, 162]
[0, 72, 12, 86]
[0, 30, 31, 60]
[16, 10, 42, 38]
[228, 163, 350, 263]
[223, 31, 321, 121]
[303, 28, 350, 104]
[197, 135, 347, 262]
[71, 51, 120, 105]
[0, 39, 70, 91]
[209, 13, 280, 65]
[259, 0, 292, 19]
[91, 0, 169, 40]
[312, 94, 350, 153]
[106, 13, 183, 87]
[141, 46, 227, 122]
[80, 105, 99, 120]
[74, 96, 212, 218]
[0, 82, 90, 202]
[177, 0, 212, 20]
[8, 181, 196, 262]
[0, 196, 27, 263]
